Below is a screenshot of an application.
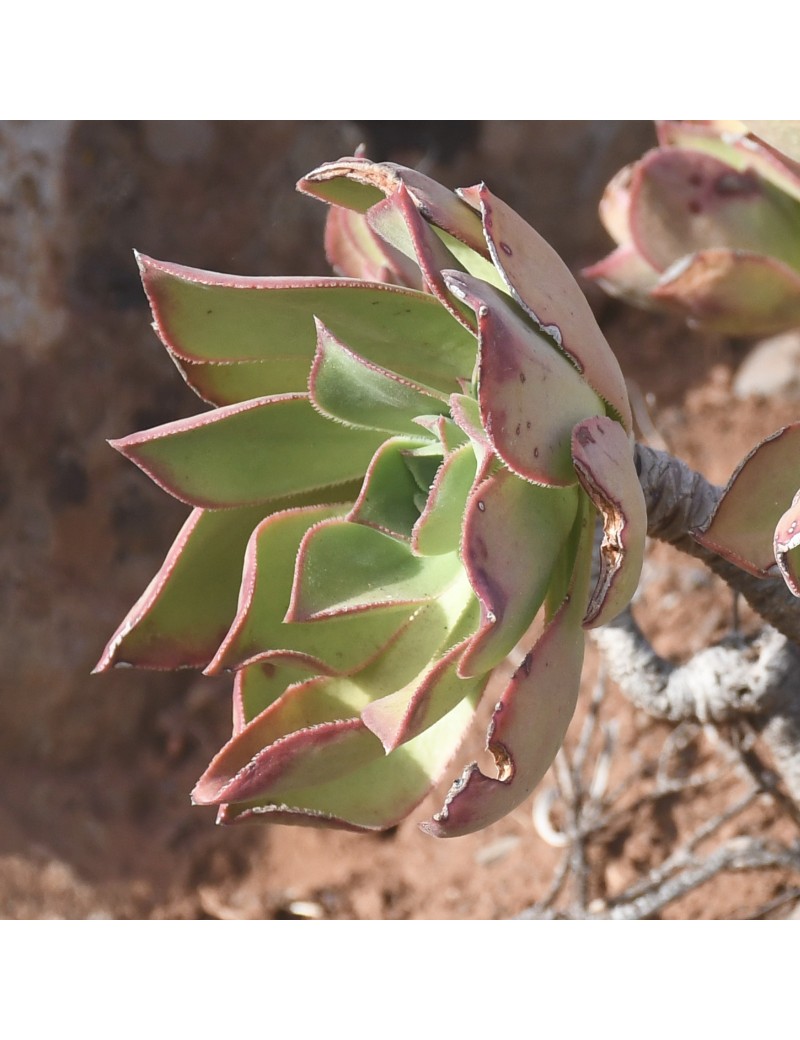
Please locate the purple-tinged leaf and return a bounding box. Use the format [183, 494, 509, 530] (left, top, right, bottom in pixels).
[581, 245, 660, 309]
[309, 320, 448, 434]
[206, 505, 414, 675]
[458, 468, 579, 677]
[193, 675, 382, 805]
[298, 157, 489, 257]
[138, 254, 476, 395]
[457, 184, 632, 430]
[217, 684, 482, 832]
[650, 249, 800, 337]
[628, 148, 800, 274]
[693, 422, 800, 575]
[656, 121, 800, 204]
[287, 518, 462, 621]
[94, 503, 269, 673]
[110, 394, 385, 508]
[444, 271, 605, 487]
[775, 490, 800, 597]
[324, 203, 422, 288]
[571, 416, 646, 628]
[362, 626, 485, 753]
[365, 186, 477, 333]
[422, 508, 594, 838]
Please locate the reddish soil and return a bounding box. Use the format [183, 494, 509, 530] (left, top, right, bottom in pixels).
[4, 302, 800, 920]
[4, 121, 800, 920]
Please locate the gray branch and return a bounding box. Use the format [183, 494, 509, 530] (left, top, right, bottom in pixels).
[635, 443, 800, 646]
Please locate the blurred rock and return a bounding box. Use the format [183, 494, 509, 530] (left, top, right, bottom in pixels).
[733, 330, 800, 400]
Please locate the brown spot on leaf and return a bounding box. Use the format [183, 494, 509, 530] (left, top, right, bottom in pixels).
[499, 241, 513, 256]
[575, 426, 596, 447]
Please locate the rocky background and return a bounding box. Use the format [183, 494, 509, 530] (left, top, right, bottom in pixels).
[2, 121, 675, 918]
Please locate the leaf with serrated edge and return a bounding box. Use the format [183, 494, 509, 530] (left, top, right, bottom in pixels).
[171, 355, 310, 407]
[361, 596, 483, 752]
[309, 321, 448, 434]
[287, 518, 462, 621]
[364, 186, 477, 333]
[95, 503, 269, 672]
[457, 184, 632, 430]
[324, 203, 422, 287]
[445, 271, 604, 487]
[297, 157, 488, 257]
[458, 467, 579, 677]
[571, 416, 645, 628]
[235, 659, 321, 730]
[422, 501, 594, 838]
[206, 505, 414, 676]
[693, 422, 800, 575]
[110, 394, 386, 509]
[138, 254, 476, 395]
[193, 683, 381, 805]
[348, 436, 428, 540]
[774, 490, 800, 597]
[217, 685, 483, 832]
[201, 581, 477, 805]
[412, 443, 477, 556]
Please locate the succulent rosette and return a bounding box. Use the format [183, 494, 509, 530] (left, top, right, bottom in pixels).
[96, 157, 646, 837]
[584, 120, 800, 336]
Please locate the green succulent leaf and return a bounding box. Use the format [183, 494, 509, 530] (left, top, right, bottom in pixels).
[171, 356, 307, 407]
[309, 321, 448, 434]
[412, 443, 478, 556]
[94, 503, 270, 672]
[193, 675, 382, 805]
[458, 467, 580, 677]
[362, 623, 486, 753]
[581, 245, 660, 310]
[657, 121, 800, 205]
[297, 157, 489, 256]
[694, 422, 800, 577]
[207, 504, 415, 675]
[217, 685, 483, 832]
[110, 394, 386, 508]
[348, 436, 431, 540]
[287, 519, 462, 621]
[234, 659, 322, 728]
[138, 254, 477, 395]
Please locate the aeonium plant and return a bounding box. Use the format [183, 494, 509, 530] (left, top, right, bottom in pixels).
[95, 156, 648, 837]
[583, 120, 800, 336]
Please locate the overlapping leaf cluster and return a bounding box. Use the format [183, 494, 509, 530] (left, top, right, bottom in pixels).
[584, 120, 800, 336]
[96, 157, 646, 836]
